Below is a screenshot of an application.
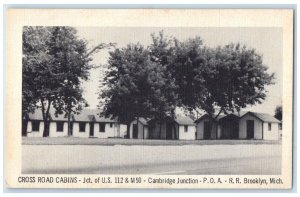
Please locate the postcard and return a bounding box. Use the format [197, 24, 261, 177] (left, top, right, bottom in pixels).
[5, 8, 293, 189]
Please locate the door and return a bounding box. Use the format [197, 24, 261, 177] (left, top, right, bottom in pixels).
[246, 120, 254, 139]
[166, 122, 173, 139]
[133, 124, 138, 139]
[89, 122, 94, 137]
[204, 121, 211, 139]
[70, 122, 73, 136]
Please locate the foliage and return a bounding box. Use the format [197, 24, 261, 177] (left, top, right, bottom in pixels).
[22, 26, 108, 136]
[274, 105, 282, 121]
[170, 40, 275, 119]
[99, 43, 178, 125]
[101, 31, 275, 127]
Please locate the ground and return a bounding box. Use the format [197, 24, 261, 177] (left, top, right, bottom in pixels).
[22, 137, 280, 146]
[22, 138, 282, 175]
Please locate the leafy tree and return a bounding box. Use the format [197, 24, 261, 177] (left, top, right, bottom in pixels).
[22, 26, 113, 137]
[45, 27, 93, 136]
[274, 105, 282, 121]
[100, 30, 275, 140]
[23, 27, 58, 136]
[149, 32, 209, 116]
[197, 44, 275, 118]
[149, 32, 275, 138]
[99, 43, 177, 137]
[149, 32, 274, 117]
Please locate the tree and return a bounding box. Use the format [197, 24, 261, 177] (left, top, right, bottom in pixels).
[175, 43, 275, 138]
[274, 105, 282, 121]
[45, 27, 93, 136]
[198, 44, 274, 117]
[149, 32, 275, 118]
[23, 26, 59, 137]
[99, 43, 177, 137]
[22, 26, 113, 137]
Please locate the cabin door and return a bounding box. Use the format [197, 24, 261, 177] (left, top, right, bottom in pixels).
[203, 121, 211, 139]
[133, 124, 138, 139]
[70, 122, 73, 136]
[89, 123, 94, 137]
[166, 122, 173, 139]
[246, 120, 254, 139]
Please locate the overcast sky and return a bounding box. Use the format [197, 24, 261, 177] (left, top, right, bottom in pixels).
[75, 27, 282, 115]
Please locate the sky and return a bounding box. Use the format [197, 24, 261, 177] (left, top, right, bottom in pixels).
[75, 27, 282, 115]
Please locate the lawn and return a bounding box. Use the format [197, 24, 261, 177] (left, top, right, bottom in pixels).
[22, 137, 281, 146]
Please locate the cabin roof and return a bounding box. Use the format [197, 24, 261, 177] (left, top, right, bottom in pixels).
[195, 114, 226, 123]
[174, 116, 195, 125]
[242, 112, 281, 123]
[27, 108, 117, 122]
[73, 109, 117, 122]
[27, 109, 68, 121]
[139, 117, 149, 125]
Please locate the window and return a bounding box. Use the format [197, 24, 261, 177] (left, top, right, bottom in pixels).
[99, 123, 105, 132]
[56, 122, 64, 132]
[184, 125, 188, 132]
[110, 123, 113, 128]
[79, 123, 86, 132]
[268, 123, 272, 131]
[32, 121, 40, 132]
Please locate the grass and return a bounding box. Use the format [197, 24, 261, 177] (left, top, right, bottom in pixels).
[22, 137, 281, 146]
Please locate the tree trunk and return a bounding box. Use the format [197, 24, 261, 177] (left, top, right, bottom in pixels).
[43, 119, 50, 137]
[173, 124, 177, 140]
[67, 111, 71, 136]
[41, 99, 51, 137]
[126, 123, 130, 139]
[159, 122, 162, 139]
[22, 118, 28, 137]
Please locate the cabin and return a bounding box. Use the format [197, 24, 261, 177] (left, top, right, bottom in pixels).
[148, 116, 196, 140]
[25, 110, 69, 137]
[217, 111, 248, 139]
[129, 117, 149, 139]
[49, 113, 69, 137]
[239, 112, 281, 140]
[195, 114, 225, 140]
[196, 111, 281, 140]
[72, 109, 127, 138]
[25, 110, 46, 137]
[23, 109, 127, 138]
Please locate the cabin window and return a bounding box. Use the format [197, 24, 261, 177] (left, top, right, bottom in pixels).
[110, 123, 113, 128]
[100, 123, 105, 132]
[32, 121, 40, 132]
[79, 123, 86, 132]
[268, 123, 272, 131]
[184, 125, 188, 132]
[56, 122, 64, 132]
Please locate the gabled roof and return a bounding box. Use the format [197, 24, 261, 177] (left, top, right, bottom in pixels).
[147, 116, 195, 125]
[139, 117, 149, 125]
[174, 116, 195, 125]
[73, 109, 117, 122]
[195, 114, 226, 123]
[195, 111, 278, 123]
[27, 109, 68, 121]
[131, 117, 150, 125]
[242, 111, 281, 123]
[27, 110, 45, 120]
[218, 111, 247, 121]
[27, 108, 117, 123]
[231, 111, 248, 117]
